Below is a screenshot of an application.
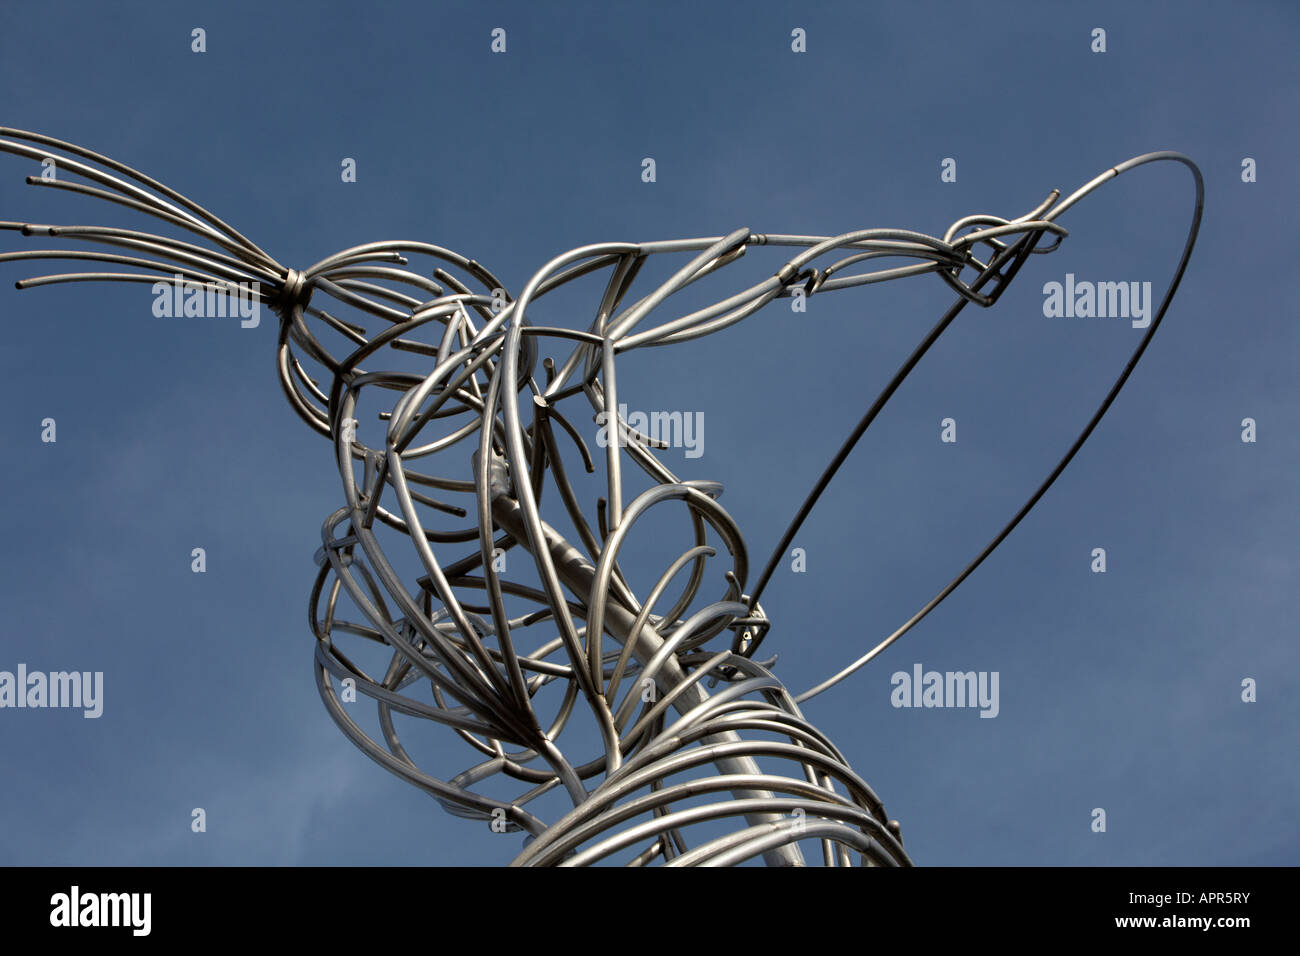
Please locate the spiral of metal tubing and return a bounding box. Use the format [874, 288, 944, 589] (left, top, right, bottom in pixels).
[1, 128, 1202, 866]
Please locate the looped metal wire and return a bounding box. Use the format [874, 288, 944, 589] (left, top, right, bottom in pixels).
[1, 128, 1202, 866]
[275, 267, 312, 313]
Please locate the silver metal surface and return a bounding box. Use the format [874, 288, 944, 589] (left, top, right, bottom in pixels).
[1, 129, 1202, 866]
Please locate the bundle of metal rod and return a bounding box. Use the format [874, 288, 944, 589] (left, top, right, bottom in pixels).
[1, 129, 1202, 865]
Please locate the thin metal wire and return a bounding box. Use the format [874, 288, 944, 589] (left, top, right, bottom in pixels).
[1, 128, 1201, 866]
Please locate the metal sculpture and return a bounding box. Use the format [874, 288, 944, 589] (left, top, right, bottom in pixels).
[1, 129, 1202, 866]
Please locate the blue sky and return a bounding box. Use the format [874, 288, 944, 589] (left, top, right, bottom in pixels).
[0, 0, 1296, 866]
